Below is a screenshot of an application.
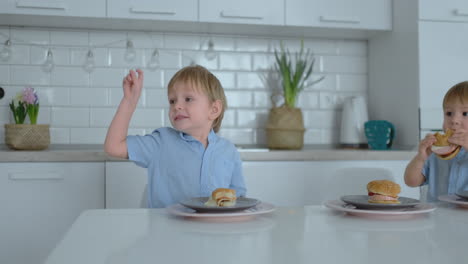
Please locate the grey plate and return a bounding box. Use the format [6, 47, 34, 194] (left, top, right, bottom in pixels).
[180, 197, 260, 213]
[455, 191, 468, 200]
[341, 195, 420, 210]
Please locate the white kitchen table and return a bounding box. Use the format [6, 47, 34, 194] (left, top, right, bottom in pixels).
[44, 204, 467, 264]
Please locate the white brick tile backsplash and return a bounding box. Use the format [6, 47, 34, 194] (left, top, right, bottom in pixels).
[70, 128, 107, 144]
[0, 65, 9, 84]
[12, 29, 49, 45]
[70, 88, 108, 106]
[2, 27, 368, 145]
[52, 107, 89, 127]
[0, 106, 9, 123]
[0, 28, 8, 43]
[219, 53, 251, 71]
[50, 127, 70, 144]
[11, 66, 50, 86]
[182, 51, 218, 70]
[50, 30, 89, 46]
[165, 34, 201, 50]
[225, 91, 253, 108]
[237, 72, 264, 89]
[52, 67, 89, 86]
[146, 89, 168, 107]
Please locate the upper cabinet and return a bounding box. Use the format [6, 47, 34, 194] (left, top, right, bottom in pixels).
[0, 0, 105, 17]
[107, 0, 198, 22]
[199, 0, 284, 25]
[285, 0, 392, 30]
[420, 0, 468, 22]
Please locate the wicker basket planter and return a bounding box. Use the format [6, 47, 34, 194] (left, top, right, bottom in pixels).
[266, 106, 305, 150]
[5, 124, 50, 150]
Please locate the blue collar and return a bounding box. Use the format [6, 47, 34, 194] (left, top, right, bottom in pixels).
[178, 129, 218, 144]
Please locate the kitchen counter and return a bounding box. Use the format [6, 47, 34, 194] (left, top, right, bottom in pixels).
[0, 144, 417, 162]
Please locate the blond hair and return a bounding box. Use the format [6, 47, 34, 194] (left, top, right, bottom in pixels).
[167, 65, 227, 133]
[443, 81, 468, 108]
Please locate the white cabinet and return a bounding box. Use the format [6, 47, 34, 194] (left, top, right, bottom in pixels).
[420, 0, 468, 22]
[285, 0, 392, 30]
[199, 0, 284, 25]
[0, 0, 105, 17]
[105, 160, 419, 208]
[107, 0, 198, 21]
[0, 162, 104, 264]
[106, 161, 147, 209]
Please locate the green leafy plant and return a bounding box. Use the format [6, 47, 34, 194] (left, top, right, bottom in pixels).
[274, 40, 324, 108]
[9, 87, 40, 124]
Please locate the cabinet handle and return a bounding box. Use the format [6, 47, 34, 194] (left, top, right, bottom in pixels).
[453, 9, 468, 17]
[9, 172, 64, 181]
[320, 16, 360, 24]
[220, 11, 263, 20]
[130, 7, 175, 16]
[16, 1, 66, 10]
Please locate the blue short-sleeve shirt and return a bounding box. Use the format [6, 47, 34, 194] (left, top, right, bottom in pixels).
[127, 127, 246, 208]
[422, 147, 468, 202]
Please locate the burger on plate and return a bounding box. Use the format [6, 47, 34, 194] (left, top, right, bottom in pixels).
[367, 180, 401, 204]
[431, 129, 461, 160]
[204, 188, 237, 207]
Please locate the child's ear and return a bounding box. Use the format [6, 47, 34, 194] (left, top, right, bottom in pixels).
[209, 100, 222, 120]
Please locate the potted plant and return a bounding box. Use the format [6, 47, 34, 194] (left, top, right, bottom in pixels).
[5, 87, 50, 150]
[266, 41, 324, 149]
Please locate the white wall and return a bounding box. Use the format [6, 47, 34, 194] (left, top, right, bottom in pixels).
[0, 26, 368, 145]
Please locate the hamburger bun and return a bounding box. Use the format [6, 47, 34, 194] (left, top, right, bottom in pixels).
[367, 180, 401, 204]
[431, 129, 461, 160]
[204, 188, 237, 207]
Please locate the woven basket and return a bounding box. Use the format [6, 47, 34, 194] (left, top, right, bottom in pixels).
[5, 124, 50, 150]
[266, 106, 305, 150]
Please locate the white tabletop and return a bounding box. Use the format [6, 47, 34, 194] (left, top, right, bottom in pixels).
[45, 204, 468, 264]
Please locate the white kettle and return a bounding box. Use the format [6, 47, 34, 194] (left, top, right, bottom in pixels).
[340, 96, 369, 148]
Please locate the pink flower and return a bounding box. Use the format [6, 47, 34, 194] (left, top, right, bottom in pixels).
[22, 87, 38, 105]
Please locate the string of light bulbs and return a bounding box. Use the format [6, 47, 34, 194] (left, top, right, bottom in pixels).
[0, 30, 218, 73]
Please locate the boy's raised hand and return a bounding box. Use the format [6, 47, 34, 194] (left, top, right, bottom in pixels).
[122, 69, 144, 106]
[449, 129, 468, 150]
[418, 134, 436, 160]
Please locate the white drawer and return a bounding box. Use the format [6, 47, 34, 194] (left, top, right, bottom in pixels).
[420, 0, 468, 22]
[108, 0, 198, 21]
[0, 0, 105, 17]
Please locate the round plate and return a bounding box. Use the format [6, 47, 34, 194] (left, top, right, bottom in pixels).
[167, 202, 276, 221]
[341, 195, 420, 210]
[180, 197, 260, 212]
[439, 194, 468, 208]
[324, 200, 436, 220]
[455, 190, 468, 200]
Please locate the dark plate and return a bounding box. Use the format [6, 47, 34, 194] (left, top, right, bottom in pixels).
[455, 190, 468, 200]
[180, 197, 260, 213]
[341, 195, 420, 210]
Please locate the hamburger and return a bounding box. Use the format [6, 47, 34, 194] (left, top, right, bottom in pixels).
[431, 129, 461, 160]
[367, 180, 401, 204]
[204, 188, 237, 207]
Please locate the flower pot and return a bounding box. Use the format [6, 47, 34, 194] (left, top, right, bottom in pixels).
[4, 124, 50, 150]
[266, 106, 305, 150]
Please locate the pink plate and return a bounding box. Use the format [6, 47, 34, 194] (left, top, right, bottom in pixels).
[166, 202, 276, 222]
[324, 200, 436, 220]
[438, 195, 468, 209]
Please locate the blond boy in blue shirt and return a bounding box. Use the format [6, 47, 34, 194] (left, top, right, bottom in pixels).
[405, 81, 468, 202]
[104, 65, 246, 208]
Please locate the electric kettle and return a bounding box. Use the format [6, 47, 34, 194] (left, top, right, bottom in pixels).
[339, 96, 369, 148]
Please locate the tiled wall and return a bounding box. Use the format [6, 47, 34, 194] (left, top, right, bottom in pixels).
[0, 27, 367, 145]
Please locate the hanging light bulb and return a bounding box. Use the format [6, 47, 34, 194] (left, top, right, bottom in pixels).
[205, 39, 217, 61]
[42, 49, 54, 72]
[124, 39, 136, 63]
[147, 49, 159, 71]
[0, 39, 12, 61]
[83, 49, 95, 73]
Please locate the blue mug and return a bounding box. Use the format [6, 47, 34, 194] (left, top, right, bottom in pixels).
[364, 120, 395, 150]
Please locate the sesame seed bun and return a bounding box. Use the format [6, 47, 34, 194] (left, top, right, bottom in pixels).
[367, 180, 401, 197]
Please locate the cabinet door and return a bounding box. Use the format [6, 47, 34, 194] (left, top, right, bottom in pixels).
[420, 0, 468, 22]
[419, 21, 468, 110]
[285, 0, 392, 30]
[0, 0, 105, 17]
[108, 0, 198, 21]
[105, 161, 147, 209]
[0, 162, 104, 264]
[199, 0, 284, 25]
